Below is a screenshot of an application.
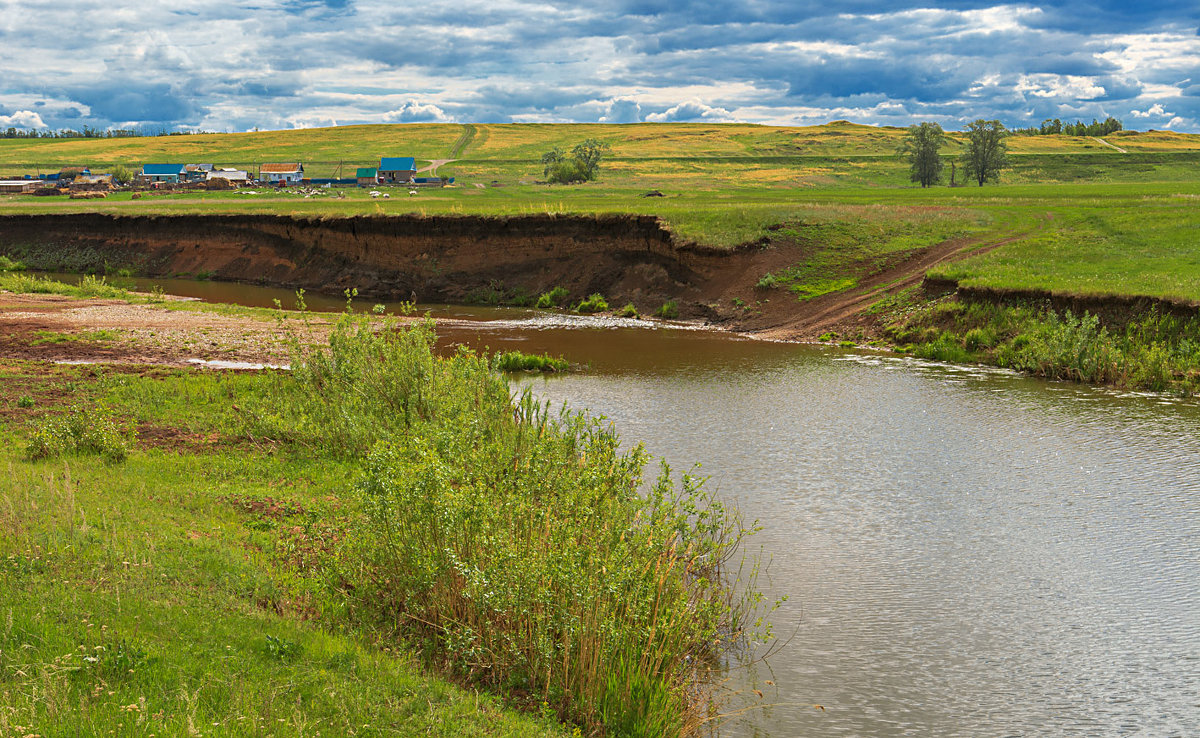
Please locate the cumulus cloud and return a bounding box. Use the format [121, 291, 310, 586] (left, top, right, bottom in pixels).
[0, 1, 1197, 131]
[1130, 103, 1171, 118]
[645, 101, 737, 122]
[599, 98, 643, 123]
[0, 110, 48, 128]
[384, 100, 452, 123]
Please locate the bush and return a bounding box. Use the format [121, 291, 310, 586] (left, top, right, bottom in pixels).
[655, 300, 679, 319]
[492, 350, 569, 373]
[0, 255, 25, 272]
[546, 160, 590, 184]
[26, 403, 132, 463]
[247, 313, 772, 734]
[574, 293, 609, 313]
[618, 302, 639, 318]
[535, 286, 570, 309]
[111, 163, 134, 186]
[755, 273, 780, 289]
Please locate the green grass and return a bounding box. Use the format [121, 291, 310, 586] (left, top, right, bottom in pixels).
[0, 312, 771, 736]
[29, 328, 122, 345]
[0, 364, 571, 737]
[885, 299, 1200, 394]
[492, 350, 570, 373]
[928, 190, 1200, 301]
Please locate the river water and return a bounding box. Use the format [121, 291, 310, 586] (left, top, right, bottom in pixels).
[44, 274, 1200, 736]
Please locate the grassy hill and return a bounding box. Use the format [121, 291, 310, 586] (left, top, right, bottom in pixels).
[3, 121, 1200, 305]
[3, 121, 1199, 182]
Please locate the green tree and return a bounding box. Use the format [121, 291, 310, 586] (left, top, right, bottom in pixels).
[961, 119, 1009, 186]
[540, 138, 612, 184]
[111, 163, 134, 185]
[540, 147, 565, 177]
[570, 138, 610, 179]
[899, 122, 945, 187]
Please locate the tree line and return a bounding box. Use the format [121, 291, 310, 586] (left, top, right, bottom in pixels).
[1013, 117, 1123, 137]
[1, 126, 219, 139]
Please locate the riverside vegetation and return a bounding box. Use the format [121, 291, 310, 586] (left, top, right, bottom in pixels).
[0, 292, 775, 736]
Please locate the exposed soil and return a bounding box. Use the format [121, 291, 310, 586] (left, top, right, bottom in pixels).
[0, 213, 1040, 345]
[0, 292, 330, 367]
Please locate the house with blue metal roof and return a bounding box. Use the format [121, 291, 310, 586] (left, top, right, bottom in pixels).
[378, 157, 416, 184]
[139, 164, 186, 183]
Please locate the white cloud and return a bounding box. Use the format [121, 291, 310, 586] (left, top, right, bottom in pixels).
[599, 97, 642, 123]
[645, 100, 736, 123]
[1015, 74, 1106, 100]
[0, 110, 48, 128]
[1130, 103, 1171, 118]
[384, 100, 451, 123]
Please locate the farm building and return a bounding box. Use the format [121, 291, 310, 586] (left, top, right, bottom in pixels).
[259, 163, 304, 184]
[184, 164, 214, 182]
[139, 164, 186, 183]
[378, 157, 416, 184]
[207, 168, 249, 184]
[356, 167, 379, 186]
[0, 180, 42, 193]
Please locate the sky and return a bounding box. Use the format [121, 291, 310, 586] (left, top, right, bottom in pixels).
[1, 0, 1198, 133]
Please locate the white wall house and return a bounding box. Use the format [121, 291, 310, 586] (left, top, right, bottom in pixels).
[259, 163, 304, 183]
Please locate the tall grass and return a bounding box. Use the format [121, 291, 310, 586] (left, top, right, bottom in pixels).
[888, 299, 1200, 393]
[248, 314, 767, 734]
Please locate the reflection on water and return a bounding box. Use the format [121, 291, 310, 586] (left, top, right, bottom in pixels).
[506, 336, 1200, 737]
[48, 274, 1200, 736]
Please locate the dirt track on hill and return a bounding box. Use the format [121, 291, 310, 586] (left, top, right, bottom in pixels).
[750, 233, 1030, 340]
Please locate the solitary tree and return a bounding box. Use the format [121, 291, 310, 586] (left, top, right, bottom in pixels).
[540, 139, 612, 184]
[961, 119, 1009, 186]
[899, 122, 945, 187]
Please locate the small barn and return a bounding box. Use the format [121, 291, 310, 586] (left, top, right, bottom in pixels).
[139, 164, 186, 183]
[378, 157, 416, 184]
[0, 180, 42, 193]
[356, 167, 379, 186]
[259, 163, 304, 184]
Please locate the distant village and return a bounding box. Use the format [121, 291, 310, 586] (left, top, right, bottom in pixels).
[0, 156, 453, 196]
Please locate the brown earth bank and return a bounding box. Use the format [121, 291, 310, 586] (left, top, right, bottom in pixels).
[0, 212, 1047, 342]
[923, 277, 1200, 323]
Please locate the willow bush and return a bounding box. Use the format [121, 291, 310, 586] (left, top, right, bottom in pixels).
[249, 313, 768, 735]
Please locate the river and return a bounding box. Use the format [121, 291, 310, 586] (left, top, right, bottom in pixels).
[44, 273, 1200, 736]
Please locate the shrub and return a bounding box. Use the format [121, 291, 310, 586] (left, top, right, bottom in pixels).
[574, 293, 609, 314]
[655, 300, 679, 319]
[618, 302, 639, 318]
[492, 350, 569, 373]
[110, 163, 134, 186]
[756, 272, 780, 289]
[248, 314, 773, 734]
[0, 255, 25, 272]
[546, 160, 590, 184]
[963, 326, 997, 352]
[535, 286, 570, 309]
[26, 403, 132, 463]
